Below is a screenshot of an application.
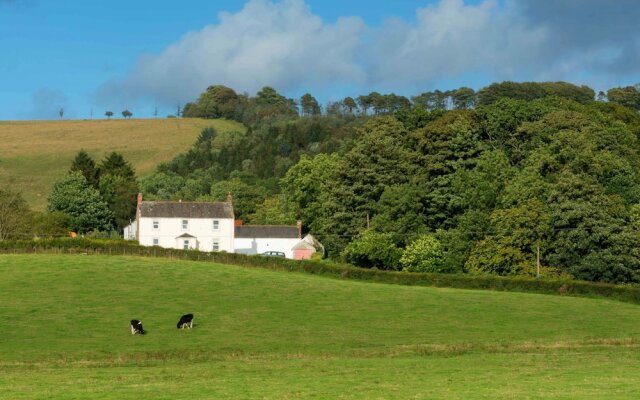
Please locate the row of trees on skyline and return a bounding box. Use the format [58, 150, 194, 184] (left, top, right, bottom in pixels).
[180, 82, 640, 126]
[104, 110, 132, 119]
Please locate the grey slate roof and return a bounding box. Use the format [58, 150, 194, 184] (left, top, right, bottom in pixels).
[235, 225, 299, 239]
[138, 201, 234, 219]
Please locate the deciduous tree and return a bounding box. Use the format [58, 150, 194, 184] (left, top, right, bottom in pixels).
[47, 172, 113, 233]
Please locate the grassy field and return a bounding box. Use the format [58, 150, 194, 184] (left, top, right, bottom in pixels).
[1, 254, 640, 398]
[0, 118, 244, 210]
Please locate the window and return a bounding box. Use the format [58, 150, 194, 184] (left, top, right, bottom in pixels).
[153, 238, 159, 246]
[153, 220, 159, 229]
[213, 219, 220, 231]
[213, 240, 219, 252]
[183, 240, 189, 250]
[182, 219, 188, 230]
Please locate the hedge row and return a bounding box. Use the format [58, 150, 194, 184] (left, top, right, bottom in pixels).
[2, 238, 640, 305]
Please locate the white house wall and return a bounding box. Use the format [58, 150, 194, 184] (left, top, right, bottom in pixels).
[138, 217, 234, 252]
[234, 238, 301, 259]
[123, 221, 137, 240]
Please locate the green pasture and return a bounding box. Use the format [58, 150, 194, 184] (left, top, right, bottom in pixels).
[1, 254, 639, 398]
[0, 118, 244, 210]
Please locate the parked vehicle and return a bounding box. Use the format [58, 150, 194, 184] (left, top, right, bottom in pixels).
[261, 251, 286, 258]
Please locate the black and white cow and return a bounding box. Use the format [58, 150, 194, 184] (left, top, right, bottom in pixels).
[177, 313, 194, 329]
[130, 319, 145, 335]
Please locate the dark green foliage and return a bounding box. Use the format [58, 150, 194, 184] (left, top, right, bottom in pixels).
[69, 150, 100, 188]
[196, 85, 242, 119]
[370, 184, 430, 246]
[47, 172, 114, 234]
[143, 115, 360, 213]
[142, 81, 640, 284]
[0, 188, 31, 240]
[394, 107, 445, 130]
[139, 172, 185, 200]
[300, 93, 321, 116]
[99, 152, 135, 180]
[466, 200, 552, 276]
[280, 153, 341, 230]
[411, 90, 449, 110]
[208, 178, 268, 221]
[476, 98, 553, 164]
[314, 117, 416, 254]
[181, 102, 200, 118]
[477, 81, 595, 106]
[99, 174, 138, 232]
[98, 152, 139, 231]
[341, 230, 402, 270]
[343, 97, 357, 114]
[248, 197, 297, 225]
[28, 211, 71, 237]
[607, 86, 640, 112]
[450, 87, 476, 109]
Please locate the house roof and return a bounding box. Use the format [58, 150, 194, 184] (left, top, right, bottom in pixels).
[138, 201, 234, 219]
[235, 225, 300, 239]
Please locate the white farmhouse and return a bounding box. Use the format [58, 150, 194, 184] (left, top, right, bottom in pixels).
[125, 194, 321, 259]
[234, 223, 302, 259]
[135, 195, 235, 252]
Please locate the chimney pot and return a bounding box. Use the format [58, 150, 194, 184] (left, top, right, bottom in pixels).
[137, 193, 143, 205]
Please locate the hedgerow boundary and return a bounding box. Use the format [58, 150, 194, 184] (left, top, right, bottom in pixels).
[2, 238, 640, 305]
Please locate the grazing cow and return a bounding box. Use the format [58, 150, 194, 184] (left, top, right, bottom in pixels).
[130, 319, 145, 335]
[177, 313, 194, 329]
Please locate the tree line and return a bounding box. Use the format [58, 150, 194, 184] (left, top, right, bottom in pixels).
[180, 81, 640, 125]
[142, 80, 640, 284]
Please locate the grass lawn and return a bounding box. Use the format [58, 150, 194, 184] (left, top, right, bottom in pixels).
[0, 118, 244, 210]
[1, 254, 639, 398]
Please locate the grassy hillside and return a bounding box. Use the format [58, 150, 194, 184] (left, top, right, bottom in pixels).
[1, 254, 640, 398]
[0, 118, 244, 210]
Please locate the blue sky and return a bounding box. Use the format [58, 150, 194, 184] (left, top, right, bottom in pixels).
[1, 0, 638, 120]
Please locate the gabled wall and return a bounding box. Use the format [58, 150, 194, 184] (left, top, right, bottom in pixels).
[138, 217, 234, 252]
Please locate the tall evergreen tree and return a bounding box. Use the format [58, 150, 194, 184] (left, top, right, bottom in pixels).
[70, 150, 100, 188]
[98, 152, 138, 232]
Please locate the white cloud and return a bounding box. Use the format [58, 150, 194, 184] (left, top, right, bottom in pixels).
[96, 0, 639, 106]
[368, 0, 548, 88]
[97, 0, 365, 105]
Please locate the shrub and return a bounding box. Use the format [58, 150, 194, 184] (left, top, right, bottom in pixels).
[341, 231, 402, 270]
[400, 234, 445, 272]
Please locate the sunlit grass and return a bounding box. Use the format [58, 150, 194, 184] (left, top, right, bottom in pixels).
[1, 254, 639, 398]
[0, 118, 244, 210]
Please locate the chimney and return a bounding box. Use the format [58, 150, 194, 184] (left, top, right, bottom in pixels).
[296, 220, 302, 239]
[234, 219, 244, 226]
[137, 193, 143, 205]
[226, 192, 233, 204]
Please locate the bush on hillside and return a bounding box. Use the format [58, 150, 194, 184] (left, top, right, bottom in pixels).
[341, 230, 402, 269]
[400, 234, 445, 273]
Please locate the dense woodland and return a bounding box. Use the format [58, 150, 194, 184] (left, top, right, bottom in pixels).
[3, 81, 640, 284]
